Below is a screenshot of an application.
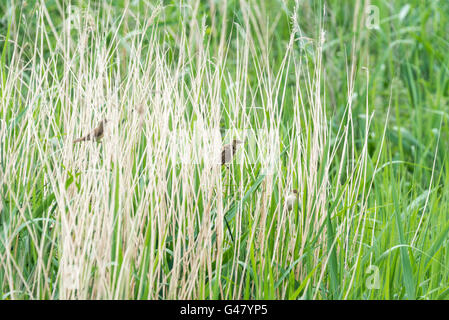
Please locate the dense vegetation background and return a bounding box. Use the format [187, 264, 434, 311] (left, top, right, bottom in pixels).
[1, 0, 449, 299]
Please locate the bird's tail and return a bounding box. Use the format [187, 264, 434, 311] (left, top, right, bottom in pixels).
[73, 136, 86, 144]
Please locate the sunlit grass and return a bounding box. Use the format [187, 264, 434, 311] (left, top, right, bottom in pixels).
[0, 0, 449, 300]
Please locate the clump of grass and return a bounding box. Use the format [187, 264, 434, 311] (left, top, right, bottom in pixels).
[0, 0, 448, 300]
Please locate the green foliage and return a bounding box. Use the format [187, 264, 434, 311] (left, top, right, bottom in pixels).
[1, 0, 449, 300]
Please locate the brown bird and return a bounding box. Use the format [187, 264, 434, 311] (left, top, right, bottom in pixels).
[73, 119, 107, 144]
[286, 189, 299, 211]
[221, 139, 243, 166]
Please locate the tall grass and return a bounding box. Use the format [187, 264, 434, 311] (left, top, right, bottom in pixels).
[0, 0, 448, 299]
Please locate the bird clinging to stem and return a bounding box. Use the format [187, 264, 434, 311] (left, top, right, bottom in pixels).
[221, 139, 243, 166]
[286, 189, 299, 211]
[73, 119, 107, 144]
[220, 139, 243, 242]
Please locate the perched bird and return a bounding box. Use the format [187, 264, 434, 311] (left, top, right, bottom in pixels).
[286, 189, 298, 211]
[221, 139, 243, 166]
[73, 119, 107, 144]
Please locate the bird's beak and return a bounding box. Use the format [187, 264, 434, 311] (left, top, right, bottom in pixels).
[235, 139, 243, 144]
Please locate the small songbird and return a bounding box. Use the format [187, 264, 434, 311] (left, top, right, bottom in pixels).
[221, 139, 243, 166]
[73, 119, 107, 144]
[286, 189, 299, 211]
